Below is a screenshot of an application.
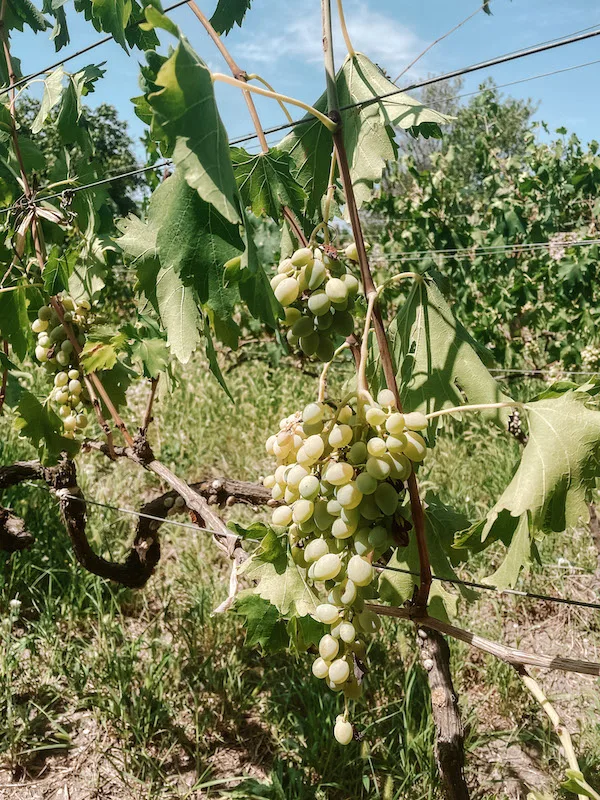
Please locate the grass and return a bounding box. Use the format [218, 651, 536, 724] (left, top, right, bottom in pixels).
[1, 358, 599, 798]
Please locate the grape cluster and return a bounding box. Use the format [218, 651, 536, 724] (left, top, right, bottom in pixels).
[582, 344, 600, 372]
[270, 244, 360, 362]
[32, 297, 91, 438]
[263, 389, 429, 744]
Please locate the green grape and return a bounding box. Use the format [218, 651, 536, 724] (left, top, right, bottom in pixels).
[344, 242, 359, 261]
[63, 415, 77, 432]
[313, 553, 342, 580]
[304, 434, 325, 460]
[54, 372, 68, 388]
[314, 501, 335, 531]
[366, 456, 391, 480]
[300, 331, 320, 356]
[287, 329, 299, 347]
[335, 481, 363, 510]
[340, 273, 359, 296]
[299, 475, 320, 499]
[292, 498, 314, 524]
[331, 516, 357, 539]
[325, 278, 348, 303]
[355, 471, 377, 495]
[305, 538, 329, 563]
[307, 291, 331, 317]
[278, 258, 295, 275]
[291, 247, 314, 267]
[377, 389, 396, 408]
[38, 306, 52, 321]
[32, 318, 48, 334]
[374, 482, 399, 515]
[35, 346, 49, 362]
[330, 310, 354, 336]
[315, 335, 335, 362]
[348, 441, 368, 465]
[339, 622, 356, 643]
[61, 339, 74, 354]
[58, 405, 71, 419]
[354, 528, 373, 557]
[303, 402, 324, 425]
[386, 434, 407, 453]
[358, 493, 380, 521]
[347, 555, 373, 586]
[357, 610, 381, 634]
[315, 312, 333, 331]
[319, 633, 340, 660]
[367, 437, 387, 457]
[328, 424, 353, 449]
[272, 505, 293, 526]
[340, 579, 357, 605]
[404, 431, 427, 462]
[368, 525, 388, 549]
[385, 412, 405, 434]
[325, 461, 354, 486]
[404, 411, 428, 430]
[284, 307, 302, 326]
[306, 261, 327, 290]
[365, 406, 387, 426]
[292, 316, 315, 337]
[274, 277, 300, 306]
[76, 413, 88, 429]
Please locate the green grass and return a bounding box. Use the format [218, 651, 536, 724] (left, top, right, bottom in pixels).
[1, 360, 599, 798]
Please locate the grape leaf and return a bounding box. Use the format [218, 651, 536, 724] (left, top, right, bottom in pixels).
[32, 66, 65, 134]
[461, 388, 600, 588]
[155, 260, 202, 364]
[561, 770, 600, 800]
[80, 339, 121, 374]
[240, 533, 320, 618]
[378, 497, 475, 621]
[0, 287, 30, 361]
[231, 147, 306, 221]
[204, 320, 232, 400]
[15, 391, 79, 464]
[7, 0, 49, 33]
[128, 334, 169, 379]
[382, 277, 513, 435]
[144, 9, 240, 224]
[209, 0, 252, 34]
[234, 594, 289, 652]
[90, 0, 129, 50]
[43, 246, 73, 295]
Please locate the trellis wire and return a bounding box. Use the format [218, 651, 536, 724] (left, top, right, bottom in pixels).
[18, 481, 600, 612]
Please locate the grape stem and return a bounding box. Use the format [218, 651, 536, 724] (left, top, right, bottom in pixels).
[322, 149, 339, 242]
[425, 401, 522, 421]
[245, 74, 294, 123]
[336, 0, 356, 58]
[185, 1, 308, 246]
[212, 74, 338, 131]
[318, 342, 351, 402]
[515, 665, 587, 800]
[0, 283, 44, 294]
[377, 272, 423, 295]
[357, 291, 378, 404]
[321, 0, 432, 609]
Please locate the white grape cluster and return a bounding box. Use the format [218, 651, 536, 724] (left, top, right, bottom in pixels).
[270, 244, 360, 362]
[263, 389, 429, 744]
[582, 344, 600, 372]
[32, 297, 91, 438]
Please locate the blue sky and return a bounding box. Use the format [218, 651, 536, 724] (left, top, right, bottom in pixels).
[14, 0, 600, 158]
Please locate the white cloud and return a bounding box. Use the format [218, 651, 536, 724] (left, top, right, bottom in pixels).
[238, 1, 425, 78]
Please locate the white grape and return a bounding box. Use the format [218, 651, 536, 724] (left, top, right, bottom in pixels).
[347, 555, 373, 587]
[313, 553, 342, 581]
[319, 633, 340, 660]
[312, 657, 329, 679]
[334, 716, 354, 745]
[272, 505, 293, 527]
[316, 604, 340, 625]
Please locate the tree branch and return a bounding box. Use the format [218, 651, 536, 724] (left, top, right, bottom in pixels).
[0, 506, 34, 552]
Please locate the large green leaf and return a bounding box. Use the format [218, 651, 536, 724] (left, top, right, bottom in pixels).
[231, 147, 306, 221]
[378, 497, 475, 621]
[144, 9, 240, 224]
[461, 388, 600, 588]
[234, 594, 289, 652]
[15, 391, 79, 464]
[209, 0, 252, 34]
[32, 66, 65, 133]
[384, 277, 513, 434]
[90, 0, 129, 50]
[0, 287, 30, 361]
[240, 532, 320, 618]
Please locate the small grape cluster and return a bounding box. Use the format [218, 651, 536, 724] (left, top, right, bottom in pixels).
[582, 343, 600, 372]
[32, 297, 91, 438]
[270, 244, 360, 362]
[263, 389, 428, 744]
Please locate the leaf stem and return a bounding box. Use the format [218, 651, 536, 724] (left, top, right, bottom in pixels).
[358, 291, 377, 402]
[425, 401, 522, 421]
[0, 283, 44, 294]
[322, 149, 338, 240]
[212, 73, 337, 131]
[321, 0, 431, 608]
[377, 271, 423, 295]
[336, 0, 356, 57]
[318, 342, 351, 402]
[246, 73, 294, 124]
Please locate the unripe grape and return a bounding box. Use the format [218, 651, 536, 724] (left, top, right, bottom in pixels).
[277, 258, 294, 275]
[286, 329, 299, 346]
[315, 336, 335, 363]
[265, 435, 276, 455]
[305, 538, 329, 563]
[338, 405, 354, 424]
[354, 529, 373, 557]
[299, 475, 320, 499]
[330, 310, 354, 336]
[312, 657, 329, 679]
[328, 658, 350, 684]
[348, 441, 367, 465]
[56, 351, 70, 367]
[60, 339, 73, 355]
[300, 331, 320, 356]
[292, 498, 314, 524]
[377, 389, 396, 408]
[366, 456, 391, 480]
[316, 604, 340, 625]
[319, 633, 340, 660]
[306, 261, 326, 290]
[284, 487, 300, 505]
[54, 371, 68, 388]
[385, 412, 405, 434]
[35, 345, 49, 362]
[38, 306, 52, 321]
[358, 493, 380, 520]
[292, 316, 315, 338]
[74, 413, 88, 430]
[274, 277, 300, 306]
[386, 434, 407, 453]
[325, 278, 348, 303]
[58, 405, 71, 419]
[329, 424, 353, 449]
[336, 481, 363, 510]
[38, 332, 51, 347]
[284, 306, 301, 326]
[375, 482, 399, 515]
[302, 402, 324, 425]
[340, 273, 359, 296]
[331, 516, 357, 539]
[68, 379, 82, 395]
[32, 318, 48, 334]
[304, 434, 325, 460]
[291, 247, 314, 267]
[272, 505, 293, 527]
[78, 299, 91, 311]
[365, 406, 387, 426]
[347, 555, 373, 586]
[63, 414, 77, 432]
[307, 291, 331, 317]
[50, 326, 65, 343]
[61, 297, 75, 311]
[296, 267, 308, 293]
[344, 242, 359, 261]
[63, 311, 73, 323]
[339, 622, 356, 643]
[313, 553, 342, 581]
[271, 484, 284, 501]
[314, 501, 335, 531]
[404, 431, 427, 462]
[367, 437, 387, 457]
[368, 525, 389, 549]
[315, 312, 333, 331]
[357, 610, 381, 634]
[341, 579, 357, 605]
[404, 411, 428, 430]
[327, 498, 342, 516]
[274, 465, 287, 484]
[355, 471, 377, 495]
[55, 389, 69, 405]
[334, 716, 354, 745]
[325, 461, 354, 486]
